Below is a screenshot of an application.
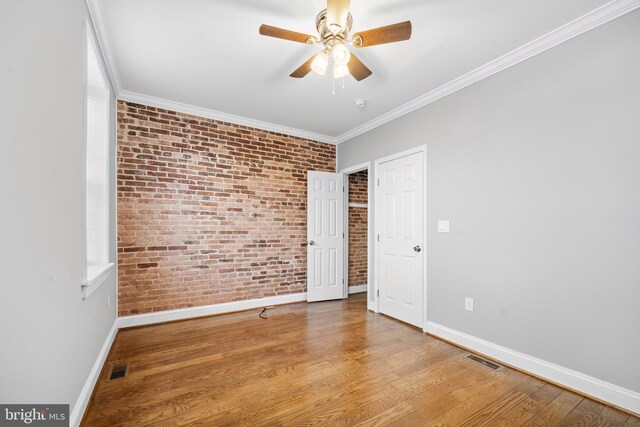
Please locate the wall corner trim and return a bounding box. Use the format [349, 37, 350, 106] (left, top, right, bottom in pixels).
[116, 292, 308, 329]
[333, 0, 640, 144]
[70, 319, 118, 427]
[426, 321, 640, 416]
[117, 90, 338, 145]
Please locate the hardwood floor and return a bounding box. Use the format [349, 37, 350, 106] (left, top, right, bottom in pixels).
[83, 294, 636, 426]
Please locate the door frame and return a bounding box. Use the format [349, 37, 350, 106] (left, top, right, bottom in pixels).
[339, 161, 374, 311]
[374, 145, 428, 331]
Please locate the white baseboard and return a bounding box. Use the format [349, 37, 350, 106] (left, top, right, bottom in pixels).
[348, 284, 368, 294]
[426, 321, 640, 415]
[117, 292, 308, 329]
[70, 319, 118, 427]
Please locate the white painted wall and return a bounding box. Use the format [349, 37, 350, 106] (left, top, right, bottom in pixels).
[0, 0, 117, 416]
[338, 10, 640, 393]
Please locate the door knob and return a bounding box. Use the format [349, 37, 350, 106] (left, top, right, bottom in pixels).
[413, 245, 422, 252]
[309, 240, 316, 246]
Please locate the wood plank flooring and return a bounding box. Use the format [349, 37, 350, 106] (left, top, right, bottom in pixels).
[83, 294, 635, 426]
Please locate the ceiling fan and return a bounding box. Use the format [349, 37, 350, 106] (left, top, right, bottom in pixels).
[259, 0, 412, 81]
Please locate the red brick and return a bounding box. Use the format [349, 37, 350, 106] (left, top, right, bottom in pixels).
[348, 170, 368, 287]
[117, 101, 335, 316]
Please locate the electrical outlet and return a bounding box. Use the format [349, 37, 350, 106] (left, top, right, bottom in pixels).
[438, 220, 450, 233]
[465, 297, 474, 312]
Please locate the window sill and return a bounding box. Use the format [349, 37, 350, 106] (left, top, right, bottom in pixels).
[82, 263, 115, 300]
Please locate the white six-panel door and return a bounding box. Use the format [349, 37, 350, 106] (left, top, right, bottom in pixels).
[307, 171, 345, 302]
[376, 151, 424, 327]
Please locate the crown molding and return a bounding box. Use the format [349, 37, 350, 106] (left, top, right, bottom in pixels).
[86, 0, 122, 95]
[118, 90, 339, 145]
[91, 0, 640, 146]
[333, 0, 640, 144]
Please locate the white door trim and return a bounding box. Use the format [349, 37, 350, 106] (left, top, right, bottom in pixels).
[373, 145, 428, 329]
[340, 162, 374, 311]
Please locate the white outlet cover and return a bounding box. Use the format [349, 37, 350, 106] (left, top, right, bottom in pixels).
[438, 220, 450, 233]
[465, 297, 474, 312]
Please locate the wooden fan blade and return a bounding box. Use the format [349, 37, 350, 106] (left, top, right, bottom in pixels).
[352, 21, 412, 48]
[259, 24, 317, 44]
[290, 56, 316, 78]
[347, 53, 372, 81]
[327, 0, 351, 33]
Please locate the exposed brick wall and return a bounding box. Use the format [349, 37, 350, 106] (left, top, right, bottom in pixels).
[348, 209, 368, 287]
[348, 170, 368, 287]
[117, 101, 335, 316]
[349, 170, 368, 204]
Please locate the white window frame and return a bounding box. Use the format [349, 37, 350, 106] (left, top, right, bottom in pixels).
[82, 22, 114, 299]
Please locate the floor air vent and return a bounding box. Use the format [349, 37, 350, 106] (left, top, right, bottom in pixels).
[466, 354, 500, 370]
[107, 362, 129, 382]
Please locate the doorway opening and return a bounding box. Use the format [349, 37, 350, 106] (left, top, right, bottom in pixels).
[341, 162, 373, 311]
[347, 170, 368, 295]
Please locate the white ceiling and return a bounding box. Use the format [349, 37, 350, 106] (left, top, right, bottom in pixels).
[91, 0, 611, 141]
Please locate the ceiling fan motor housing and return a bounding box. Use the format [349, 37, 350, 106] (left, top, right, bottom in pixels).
[315, 9, 353, 48]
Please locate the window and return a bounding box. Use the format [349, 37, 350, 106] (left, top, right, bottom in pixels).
[83, 27, 113, 296]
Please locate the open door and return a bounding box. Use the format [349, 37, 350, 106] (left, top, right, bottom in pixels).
[307, 171, 345, 302]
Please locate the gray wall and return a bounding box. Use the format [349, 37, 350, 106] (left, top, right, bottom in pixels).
[0, 0, 118, 414]
[339, 10, 640, 392]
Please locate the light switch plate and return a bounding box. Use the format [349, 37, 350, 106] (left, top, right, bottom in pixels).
[438, 220, 450, 233]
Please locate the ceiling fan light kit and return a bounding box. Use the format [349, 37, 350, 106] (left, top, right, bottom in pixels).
[311, 49, 330, 75]
[259, 0, 412, 85]
[332, 43, 351, 66]
[334, 63, 350, 79]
